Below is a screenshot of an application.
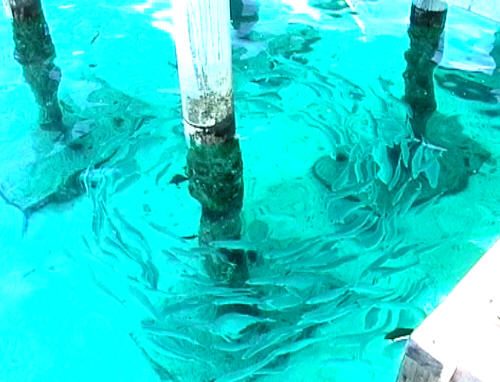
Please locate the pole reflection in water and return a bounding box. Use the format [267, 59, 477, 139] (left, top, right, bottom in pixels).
[7, 0, 64, 132]
[187, 136, 249, 287]
[403, 0, 447, 138]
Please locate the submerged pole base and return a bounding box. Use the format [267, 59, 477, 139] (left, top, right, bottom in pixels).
[187, 137, 247, 285]
[9, 0, 63, 129]
[187, 138, 244, 227]
[0, 79, 156, 212]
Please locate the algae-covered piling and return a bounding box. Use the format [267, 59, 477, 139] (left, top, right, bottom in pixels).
[403, 0, 448, 138]
[8, 0, 63, 130]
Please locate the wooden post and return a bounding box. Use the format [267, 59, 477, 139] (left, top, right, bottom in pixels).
[173, 0, 235, 145]
[403, 0, 447, 138]
[173, 0, 249, 285]
[7, 0, 63, 131]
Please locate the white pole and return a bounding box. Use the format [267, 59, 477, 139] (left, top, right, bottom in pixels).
[173, 0, 235, 145]
[413, 0, 448, 12]
[3, 0, 12, 18]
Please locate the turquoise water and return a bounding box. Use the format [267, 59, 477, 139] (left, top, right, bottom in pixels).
[0, 1, 499, 381]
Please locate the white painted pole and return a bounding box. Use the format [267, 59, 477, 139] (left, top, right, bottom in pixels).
[3, 0, 13, 18]
[173, 0, 235, 145]
[413, 0, 448, 12]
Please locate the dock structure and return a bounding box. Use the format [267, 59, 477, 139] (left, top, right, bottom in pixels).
[173, 0, 248, 285]
[1, 1, 165, 212]
[398, 3, 500, 379]
[397, 240, 500, 382]
[1, 0, 240, 213]
[173, 0, 235, 145]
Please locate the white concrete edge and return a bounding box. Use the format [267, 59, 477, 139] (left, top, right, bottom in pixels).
[402, 239, 500, 381]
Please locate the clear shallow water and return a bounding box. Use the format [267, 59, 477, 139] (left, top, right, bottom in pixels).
[0, 1, 499, 381]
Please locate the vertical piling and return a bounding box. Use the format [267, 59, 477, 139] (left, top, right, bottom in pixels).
[173, 0, 235, 145]
[187, 138, 247, 286]
[403, 0, 448, 138]
[399, 5, 452, 382]
[174, 0, 248, 285]
[7, 0, 63, 131]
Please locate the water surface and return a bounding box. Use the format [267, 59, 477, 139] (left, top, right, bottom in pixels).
[0, 1, 499, 381]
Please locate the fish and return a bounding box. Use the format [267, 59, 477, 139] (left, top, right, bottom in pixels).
[213, 341, 250, 353]
[213, 296, 261, 307]
[217, 336, 322, 382]
[90, 31, 100, 44]
[258, 293, 303, 311]
[243, 326, 302, 360]
[298, 304, 351, 326]
[141, 320, 201, 346]
[384, 327, 413, 342]
[129, 285, 160, 319]
[147, 335, 212, 366]
[216, 353, 274, 382]
[211, 313, 274, 341]
[373, 142, 393, 185]
[411, 144, 424, 179]
[155, 163, 171, 186]
[246, 273, 327, 292]
[270, 336, 324, 358]
[169, 174, 189, 185]
[306, 287, 348, 306]
[181, 234, 198, 240]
